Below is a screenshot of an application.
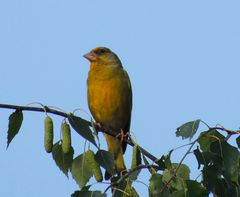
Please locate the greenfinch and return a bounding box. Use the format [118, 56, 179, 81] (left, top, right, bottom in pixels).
[84, 47, 132, 178]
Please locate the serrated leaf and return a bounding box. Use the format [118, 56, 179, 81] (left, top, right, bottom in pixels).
[210, 141, 240, 183]
[198, 129, 225, 151]
[95, 150, 115, 176]
[185, 180, 208, 197]
[176, 119, 200, 140]
[52, 141, 74, 177]
[68, 114, 97, 147]
[71, 152, 93, 188]
[71, 190, 107, 197]
[7, 110, 23, 148]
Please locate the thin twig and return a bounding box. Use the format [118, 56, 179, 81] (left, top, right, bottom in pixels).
[104, 164, 159, 193]
[159, 139, 198, 195]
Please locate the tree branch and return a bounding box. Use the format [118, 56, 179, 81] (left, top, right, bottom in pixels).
[0, 103, 159, 164]
[105, 164, 159, 194]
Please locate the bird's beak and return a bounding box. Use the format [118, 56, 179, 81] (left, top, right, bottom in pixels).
[83, 50, 97, 62]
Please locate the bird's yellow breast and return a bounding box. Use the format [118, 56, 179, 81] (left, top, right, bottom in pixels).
[87, 64, 131, 131]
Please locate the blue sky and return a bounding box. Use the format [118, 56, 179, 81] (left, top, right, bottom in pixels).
[0, 0, 240, 196]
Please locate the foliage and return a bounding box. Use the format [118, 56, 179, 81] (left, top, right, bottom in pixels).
[2, 104, 240, 196]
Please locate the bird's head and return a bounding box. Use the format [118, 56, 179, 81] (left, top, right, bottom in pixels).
[83, 47, 122, 67]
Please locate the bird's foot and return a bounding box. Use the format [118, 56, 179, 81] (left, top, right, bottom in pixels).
[94, 122, 103, 131]
[115, 129, 129, 142]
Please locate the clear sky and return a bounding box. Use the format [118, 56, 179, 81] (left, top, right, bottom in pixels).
[0, 0, 240, 196]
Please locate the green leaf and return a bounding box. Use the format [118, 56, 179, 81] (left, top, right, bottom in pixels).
[165, 151, 173, 169]
[162, 163, 189, 191]
[198, 129, 225, 151]
[71, 190, 107, 197]
[111, 176, 127, 197]
[68, 114, 97, 147]
[123, 182, 139, 197]
[85, 150, 103, 182]
[185, 180, 208, 197]
[149, 174, 171, 197]
[142, 154, 155, 174]
[210, 141, 240, 183]
[52, 141, 74, 177]
[236, 136, 240, 149]
[176, 119, 200, 140]
[95, 150, 115, 176]
[71, 152, 93, 188]
[7, 110, 23, 148]
[175, 163, 190, 180]
[149, 174, 163, 196]
[194, 148, 222, 169]
[129, 145, 142, 181]
[172, 190, 186, 197]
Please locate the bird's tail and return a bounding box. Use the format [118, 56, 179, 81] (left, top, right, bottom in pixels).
[104, 134, 126, 179]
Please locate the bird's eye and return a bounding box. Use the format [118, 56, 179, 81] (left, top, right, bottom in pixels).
[95, 48, 109, 55]
[98, 49, 106, 54]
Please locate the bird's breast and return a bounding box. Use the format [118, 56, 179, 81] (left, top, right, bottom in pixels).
[87, 67, 131, 131]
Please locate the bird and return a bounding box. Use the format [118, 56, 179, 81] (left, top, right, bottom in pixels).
[84, 46, 132, 178]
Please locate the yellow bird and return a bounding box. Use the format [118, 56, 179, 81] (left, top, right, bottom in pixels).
[84, 47, 132, 178]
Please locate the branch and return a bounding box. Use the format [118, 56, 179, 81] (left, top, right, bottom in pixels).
[159, 139, 198, 195]
[209, 125, 240, 141]
[0, 103, 69, 118]
[0, 103, 159, 164]
[104, 164, 159, 194]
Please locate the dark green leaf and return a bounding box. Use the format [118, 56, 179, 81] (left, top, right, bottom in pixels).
[71, 190, 107, 197]
[156, 155, 166, 170]
[52, 141, 74, 177]
[225, 184, 240, 197]
[236, 136, 240, 149]
[202, 165, 221, 191]
[186, 180, 208, 197]
[71, 152, 93, 188]
[172, 190, 186, 197]
[142, 154, 155, 174]
[95, 150, 115, 176]
[129, 145, 142, 180]
[7, 110, 23, 148]
[68, 114, 97, 147]
[198, 129, 225, 151]
[176, 119, 200, 140]
[210, 141, 240, 183]
[165, 152, 172, 169]
[194, 148, 222, 169]
[111, 177, 127, 197]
